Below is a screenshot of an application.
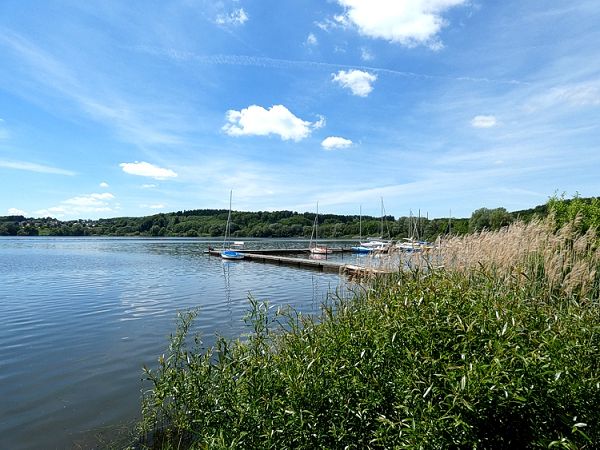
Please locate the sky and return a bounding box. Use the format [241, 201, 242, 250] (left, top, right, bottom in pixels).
[0, 1, 599, 220]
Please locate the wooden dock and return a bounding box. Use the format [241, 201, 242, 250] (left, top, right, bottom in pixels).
[208, 249, 390, 276]
[228, 247, 353, 255]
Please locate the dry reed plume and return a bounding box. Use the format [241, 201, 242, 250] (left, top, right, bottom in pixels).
[358, 216, 600, 299]
[436, 217, 600, 299]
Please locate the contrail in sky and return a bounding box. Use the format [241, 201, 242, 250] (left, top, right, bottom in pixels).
[132, 45, 527, 86]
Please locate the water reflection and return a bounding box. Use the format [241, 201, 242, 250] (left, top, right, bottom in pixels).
[0, 237, 350, 449]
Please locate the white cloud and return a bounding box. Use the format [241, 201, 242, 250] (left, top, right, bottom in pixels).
[36, 192, 116, 218]
[99, 181, 109, 188]
[0, 159, 75, 175]
[315, 14, 350, 31]
[306, 33, 318, 46]
[313, 115, 326, 129]
[146, 204, 165, 209]
[471, 115, 497, 128]
[141, 183, 157, 189]
[551, 84, 600, 106]
[527, 82, 600, 111]
[63, 192, 114, 207]
[223, 105, 323, 141]
[322, 136, 353, 150]
[332, 69, 377, 97]
[360, 47, 374, 61]
[120, 161, 178, 180]
[8, 207, 27, 216]
[335, 0, 467, 49]
[36, 206, 67, 218]
[216, 8, 248, 26]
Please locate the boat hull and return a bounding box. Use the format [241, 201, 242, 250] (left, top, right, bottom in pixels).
[221, 250, 244, 260]
[351, 246, 374, 254]
[310, 246, 333, 255]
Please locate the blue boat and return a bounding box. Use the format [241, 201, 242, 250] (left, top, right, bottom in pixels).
[221, 249, 244, 260]
[221, 191, 244, 261]
[351, 245, 374, 254]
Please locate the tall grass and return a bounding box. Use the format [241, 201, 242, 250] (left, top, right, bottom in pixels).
[437, 217, 600, 299]
[136, 217, 600, 449]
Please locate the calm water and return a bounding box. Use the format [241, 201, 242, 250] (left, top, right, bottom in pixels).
[0, 237, 357, 449]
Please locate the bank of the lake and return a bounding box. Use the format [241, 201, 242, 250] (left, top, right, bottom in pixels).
[139, 219, 600, 449]
[0, 237, 357, 450]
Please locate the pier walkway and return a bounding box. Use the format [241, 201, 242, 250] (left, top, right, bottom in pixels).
[208, 249, 391, 276]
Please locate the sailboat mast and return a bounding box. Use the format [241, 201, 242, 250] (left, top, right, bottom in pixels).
[223, 190, 232, 249]
[316, 201, 319, 242]
[359, 205, 362, 242]
[380, 197, 384, 238]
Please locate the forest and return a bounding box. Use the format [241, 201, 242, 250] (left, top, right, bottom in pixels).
[1, 194, 598, 241]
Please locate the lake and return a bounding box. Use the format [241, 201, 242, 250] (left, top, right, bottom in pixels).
[0, 237, 361, 449]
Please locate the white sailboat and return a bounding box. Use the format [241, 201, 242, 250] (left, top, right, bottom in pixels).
[221, 191, 244, 260]
[309, 202, 333, 255]
[351, 205, 374, 253]
[358, 198, 392, 253]
[395, 209, 433, 252]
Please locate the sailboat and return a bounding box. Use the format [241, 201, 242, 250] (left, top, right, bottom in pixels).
[396, 209, 433, 252]
[351, 205, 374, 253]
[221, 191, 244, 260]
[309, 202, 333, 255]
[356, 198, 391, 253]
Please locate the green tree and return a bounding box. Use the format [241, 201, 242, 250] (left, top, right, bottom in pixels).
[469, 207, 512, 232]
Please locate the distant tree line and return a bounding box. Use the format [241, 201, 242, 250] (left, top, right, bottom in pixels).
[0, 210, 462, 240]
[1, 195, 597, 240]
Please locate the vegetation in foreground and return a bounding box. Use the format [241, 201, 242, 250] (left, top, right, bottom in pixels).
[137, 214, 600, 449]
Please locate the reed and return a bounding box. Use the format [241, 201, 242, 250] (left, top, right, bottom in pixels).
[135, 217, 600, 449]
[436, 217, 600, 300]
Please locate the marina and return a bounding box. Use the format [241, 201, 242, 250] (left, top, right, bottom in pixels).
[208, 248, 393, 276]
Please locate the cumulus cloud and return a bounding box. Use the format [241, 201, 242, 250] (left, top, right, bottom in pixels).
[63, 192, 114, 207]
[315, 14, 349, 31]
[332, 70, 377, 97]
[216, 8, 248, 26]
[36, 192, 115, 218]
[8, 207, 27, 216]
[313, 115, 326, 129]
[223, 105, 323, 141]
[360, 47, 374, 61]
[322, 136, 353, 150]
[306, 33, 318, 46]
[335, 0, 467, 49]
[120, 161, 178, 180]
[99, 181, 109, 188]
[471, 115, 497, 128]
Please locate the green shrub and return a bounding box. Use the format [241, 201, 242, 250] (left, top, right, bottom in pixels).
[138, 267, 599, 449]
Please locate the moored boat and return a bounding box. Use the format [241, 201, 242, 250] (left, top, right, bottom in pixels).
[221, 191, 244, 260]
[221, 249, 244, 260]
[309, 202, 333, 255]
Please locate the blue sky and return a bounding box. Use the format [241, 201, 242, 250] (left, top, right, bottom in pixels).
[1, 1, 599, 220]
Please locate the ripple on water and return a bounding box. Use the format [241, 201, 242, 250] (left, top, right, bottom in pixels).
[0, 237, 350, 449]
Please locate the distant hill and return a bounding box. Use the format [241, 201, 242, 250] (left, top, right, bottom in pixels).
[1, 196, 597, 239]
